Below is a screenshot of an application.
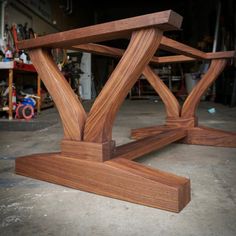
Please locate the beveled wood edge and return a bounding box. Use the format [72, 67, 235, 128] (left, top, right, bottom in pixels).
[18, 10, 182, 49]
[15, 152, 190, 212]
[113, 129, 187, 160]
[180, 126, 236, 148]
[130, 125, 184, 139]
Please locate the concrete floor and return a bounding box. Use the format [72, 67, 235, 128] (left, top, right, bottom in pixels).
[0, 100, 236, 236]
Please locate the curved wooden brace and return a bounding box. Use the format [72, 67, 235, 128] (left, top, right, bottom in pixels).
[143, 66, 180, 118]
[182, 59, 227, 118]
[84, 28, 163, 143]
[29, 48, 87, 141]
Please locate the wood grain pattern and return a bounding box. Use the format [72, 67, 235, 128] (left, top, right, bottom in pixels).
[15, 10, 235, 213]
[160, 36, 206, 59]
[143, 66, 180, 118]
[84, 28, 163, 143]
[182, 59, 227, 118]
[29, 49, 86, 140]
[166, 117, 198, 128]
[131, 125, 181, 140]
[18, 10, 182, 49]
[15, 153, 190, 212]
[113, 129, 187, 160]
[206, 51, 235, 59]
[61, 140, 115, 161]
[181, 126, 236, 147]
[73, 43, 235, 64]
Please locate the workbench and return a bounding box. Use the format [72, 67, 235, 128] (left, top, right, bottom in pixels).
[15, 10, 236, 212]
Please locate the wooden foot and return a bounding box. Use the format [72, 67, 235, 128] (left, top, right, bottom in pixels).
[182, 126, 236, 147]
[15, 153, 190, 212]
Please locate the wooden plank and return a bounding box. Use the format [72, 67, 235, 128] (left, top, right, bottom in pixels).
[18, 10, 182, 49]
[72, 43, 235, 64]
[84, 28, 163, 143]
[181, 126, 236, 147]
[15, 153, 190, 212]
[113, 129, 187, 160]
[159, 36, 206, 59]
[166, 117, 198, 128]
[73, 43, 124, 58]
[153, 55, 195, 63]
[73, 43, 195, 63]
[131, 125, 180, 140]
[206, 51, 235, 59]
[61, 140, 114, 162]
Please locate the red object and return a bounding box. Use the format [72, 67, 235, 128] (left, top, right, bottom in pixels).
[13, 61, 36, 72]
[15, 104, 34, 120]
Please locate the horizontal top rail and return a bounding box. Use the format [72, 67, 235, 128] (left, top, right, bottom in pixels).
[18, 10, 182, 50]
[73, 43, 235, 64]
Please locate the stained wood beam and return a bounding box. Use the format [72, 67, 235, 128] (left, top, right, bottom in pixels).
[18, 10, 182, 49]
[131, 125, 181, 140]
[181, 126, 236, 147]
[73, 43, 235, 64]
[113, 129, 187, 160]
[160, 36, 206, 59]
[15, 153, 190, 212]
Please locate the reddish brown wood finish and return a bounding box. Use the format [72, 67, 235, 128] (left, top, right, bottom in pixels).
[131, 126, 183, 140]
[84, 28, 163, 143]
[143, 66, 180, 118]
[61, 140, 114, 161]
[15, 153, 190, 212]
[73, 43, 234, 64]
[15, 10, 235, 213]
[18, 10, 182, 49]
[182, 126, 236, 147]
[29, 49, 86, 141]
[114, 129, 186, 160]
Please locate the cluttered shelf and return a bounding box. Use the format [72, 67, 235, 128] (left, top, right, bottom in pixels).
[0, 60, 55, 120]
[129, 65, 183, 100]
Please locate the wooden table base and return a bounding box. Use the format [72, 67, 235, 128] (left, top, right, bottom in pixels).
[15, 10, 235, 213]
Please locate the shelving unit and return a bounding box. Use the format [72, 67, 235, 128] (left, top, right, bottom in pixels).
[129, 67, 182, 99]
[0, 61, 41, 120]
